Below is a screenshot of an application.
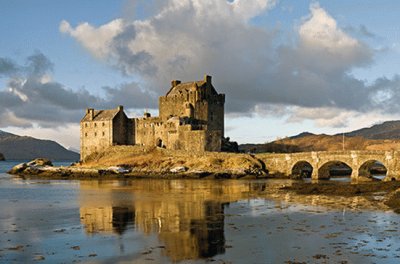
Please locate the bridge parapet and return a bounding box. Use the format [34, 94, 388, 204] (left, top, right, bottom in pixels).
[256, 150, 400, 181]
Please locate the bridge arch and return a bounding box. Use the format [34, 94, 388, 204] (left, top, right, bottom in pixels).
[358, 160, 387, 179]
[291, 161, 313, 179]
[318, 160, 352, 180]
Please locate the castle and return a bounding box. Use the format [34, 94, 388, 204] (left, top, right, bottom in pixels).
[80, 75, 225, 160]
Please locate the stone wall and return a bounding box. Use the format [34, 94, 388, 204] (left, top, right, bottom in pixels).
[207, 95, 225, 137]
[80, 119, 113, 160]
[256, 150, 400, 180]
[112, 111, 131, 145]
[135, 116, 165, 147]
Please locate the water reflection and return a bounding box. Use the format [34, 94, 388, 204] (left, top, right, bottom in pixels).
[78, 180, 266, 261]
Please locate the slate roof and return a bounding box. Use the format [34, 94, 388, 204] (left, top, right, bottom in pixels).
[166, 80, 206, 97]
[81, 109, 120, 122]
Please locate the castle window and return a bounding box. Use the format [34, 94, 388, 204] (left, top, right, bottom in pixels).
[102, 132, 105, 137]
[94, 123, 97, 127]
[94, 132, 97, 137]
[85, 133, 87, 137]
[85, 123, 88, 128]
[102, 122, 105, 127]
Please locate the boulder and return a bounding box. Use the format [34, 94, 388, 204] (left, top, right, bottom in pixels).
[384, 188, 400, 213]
[107, 166, 131, 174]
[8, 162, 28, 174]
[27, 158, 53, 167]
[8, 158, 53, 174]
[170, 166, 188, 173]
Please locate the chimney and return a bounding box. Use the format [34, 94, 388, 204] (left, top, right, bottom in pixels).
[86, 108, 94, 120]
[204, 74, 211, 84]
[117, 105, 124, 111]
[171, 80, 181, 87]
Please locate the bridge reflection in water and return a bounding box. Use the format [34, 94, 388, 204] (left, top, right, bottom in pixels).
[78, 180, 266, 262]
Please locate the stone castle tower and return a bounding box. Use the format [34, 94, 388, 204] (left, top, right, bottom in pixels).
[80, 75, 225, 160]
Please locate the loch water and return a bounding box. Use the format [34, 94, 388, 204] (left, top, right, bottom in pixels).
[0, 161, 400, 263]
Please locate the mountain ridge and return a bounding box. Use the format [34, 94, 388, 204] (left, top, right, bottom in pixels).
[240, 120, 400, 153]
[0, 130, 79, 161]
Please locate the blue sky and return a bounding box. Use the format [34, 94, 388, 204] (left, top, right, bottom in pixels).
[1, 0, 400, 149]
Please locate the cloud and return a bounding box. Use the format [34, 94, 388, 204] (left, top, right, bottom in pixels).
[0, 58, 18, 77]
[0, 52, 152, 128]
[59, 1, 388, 119]
[60, 19, 124, 59]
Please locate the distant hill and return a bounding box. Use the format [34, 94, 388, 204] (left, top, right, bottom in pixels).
[341, 120, 400, 139]
[240, 120, 400, 153]
[0, 130, 79, 161]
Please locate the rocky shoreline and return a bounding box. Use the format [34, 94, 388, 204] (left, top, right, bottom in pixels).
[7, 157, 400, 213]
[7, 158, 268, 180]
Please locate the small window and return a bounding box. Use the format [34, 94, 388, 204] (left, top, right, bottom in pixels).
[85, 133, 87, 137]
[102, 122, 105, 127]
[94, 123, 97, 127]
[94, 132, 97, 137]
[102, 132, 105, 136]
[85, 123, 88, 128]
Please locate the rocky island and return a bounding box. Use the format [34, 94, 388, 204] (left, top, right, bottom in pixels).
[9, 146, 266, 179]
[7, 74, 400, 214]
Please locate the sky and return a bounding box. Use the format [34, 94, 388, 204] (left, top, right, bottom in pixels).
[1, 0, 400, 150]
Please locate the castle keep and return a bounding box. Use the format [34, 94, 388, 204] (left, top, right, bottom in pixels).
[80, 75, 225, 160]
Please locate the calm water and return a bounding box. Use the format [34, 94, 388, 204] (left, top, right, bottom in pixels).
[0, 161, 400, 263]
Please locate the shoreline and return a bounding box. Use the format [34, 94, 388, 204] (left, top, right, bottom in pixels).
[7, 161, 400, 214]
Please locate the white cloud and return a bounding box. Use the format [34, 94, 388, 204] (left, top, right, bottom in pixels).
[230, 0, 277, 20]
[53, 1, 400, 136]
[59, 1, 381, 117]
[286, 106, 400, 130]
[60, 19, 124, 59]
[299, 4, 359, 52]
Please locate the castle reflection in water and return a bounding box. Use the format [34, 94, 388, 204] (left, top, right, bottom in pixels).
[79, 180, 266, 261]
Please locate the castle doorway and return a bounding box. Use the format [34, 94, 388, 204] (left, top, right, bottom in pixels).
[156, 138, 163, 147]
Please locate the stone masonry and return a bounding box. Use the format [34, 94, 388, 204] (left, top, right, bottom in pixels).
[80, 75, 225, 161]
[256, 150, 400, 180]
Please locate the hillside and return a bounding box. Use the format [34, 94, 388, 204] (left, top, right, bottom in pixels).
[240, 133, 400, 153]
[342, 120, 400, 139]
[0, 130, 79, 161]
[240, 120, 400, 153]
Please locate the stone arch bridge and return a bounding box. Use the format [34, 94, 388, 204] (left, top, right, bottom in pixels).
[256, 151, 400, 180]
